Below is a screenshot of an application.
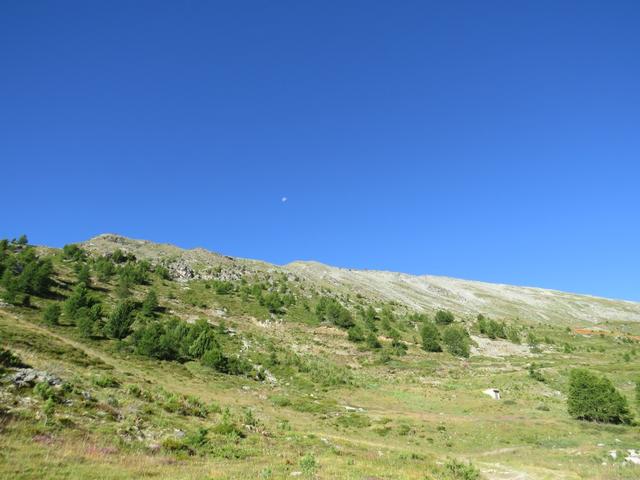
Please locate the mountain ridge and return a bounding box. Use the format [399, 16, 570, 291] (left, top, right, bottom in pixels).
[79, 233, 640, 326]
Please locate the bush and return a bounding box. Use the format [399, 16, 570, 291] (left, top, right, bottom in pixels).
[211, 408, 244, 437]
[260, 291, 285, 314]
[420, 321, 442, 352]
[62, 244, 86, 261]
[441, 458, 481, 480]
[477, 314, 507, 339]
[34, 381, 56, 401]
[435, 310, 454, 325]
[132, 321, 179, 360]
[42, 303, 61, 326]
[442, 325, 470, 358]
[528, 363, 545, 382]
[300, 453, 317, 477]
[202, 346, 251, 376]
[211, 280, 234, 295]
[315, 297, 354, 329]
[93, 374, 120, 388]
[365, 332, 381, 349]
[567, 368, 632, 424]
[347, 324, 365, 343]
[0, 348, 28, 369]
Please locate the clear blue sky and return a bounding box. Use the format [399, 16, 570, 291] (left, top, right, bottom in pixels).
[2, 1, 639, 300]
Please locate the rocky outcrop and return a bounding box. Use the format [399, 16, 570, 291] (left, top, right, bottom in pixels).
[9, 368, 62, 387]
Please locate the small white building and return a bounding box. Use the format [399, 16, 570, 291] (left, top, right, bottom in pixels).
[483, 388, 501, 400]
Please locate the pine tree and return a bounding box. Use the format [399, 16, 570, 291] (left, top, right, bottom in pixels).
[104, 300, 136, 339]
[141, 289, 159, 317]
[77, 264, 91, 286]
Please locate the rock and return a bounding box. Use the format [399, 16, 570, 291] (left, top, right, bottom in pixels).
[169, 259, 195, 281]
[148, 443, 161, 453]
[483, 388, 501, 400]
[290, 472, 302, 477]
[625, 450, 640, 465]
[10, 368, 62, 387]
[343, 405, 365, 412]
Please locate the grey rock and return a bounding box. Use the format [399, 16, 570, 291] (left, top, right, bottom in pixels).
[10, 368, 62, 388]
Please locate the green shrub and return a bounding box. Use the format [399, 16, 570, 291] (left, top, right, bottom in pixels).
[211, 280, 234, 295]
[43, 397, 56, 424]
[62, 244, 86, 261]
[0, 348, 28, 369]
[528, 363, 545, 382]
[420, 321, 442, 352]
[300, 453, 317, 477]
[202, 346, 251, 376]
[366, 332, 381, 349]
[477, 314, 507, 339]
[335, 413, 371, 429]
[567, 368, 633, 424]
[34, 381, 56, 401]
[442, 325, 471, 358]
[315, 297, 354, 329]
[507, 326, 521, 344]
[211, 408, 244, 437]
[441, 458, 481, 480]
[260, 291, 285, 314]
[42, 303, 62, 326]
[93, 374, 120, 388]
[347, 324, 365, 342]
[435, 310, 454, 325]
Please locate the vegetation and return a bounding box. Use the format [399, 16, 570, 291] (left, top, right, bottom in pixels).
[0, 233, 639, 480]
[567, 368, 633, 424]
[434, 309, 455, 325]
[442, 324, 471, 358]
[420, 320, 442, 352]
[315, 296, 354, 328]
[0, 237, 53, 305]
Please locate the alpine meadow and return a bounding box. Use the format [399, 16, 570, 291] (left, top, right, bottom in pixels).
[2, 234, 640, 479]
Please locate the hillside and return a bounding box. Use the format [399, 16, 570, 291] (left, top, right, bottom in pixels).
[1, 234, 640, 480]
[85, 234, 640, 326]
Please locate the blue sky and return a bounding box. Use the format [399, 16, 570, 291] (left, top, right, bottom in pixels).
[1, 1, 639, 300]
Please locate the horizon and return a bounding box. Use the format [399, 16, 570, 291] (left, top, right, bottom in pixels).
[26, 231, 640, 304]
[2, 1, 640, 301]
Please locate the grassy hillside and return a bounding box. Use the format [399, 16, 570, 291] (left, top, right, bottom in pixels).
[1, 234, 640, 479]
